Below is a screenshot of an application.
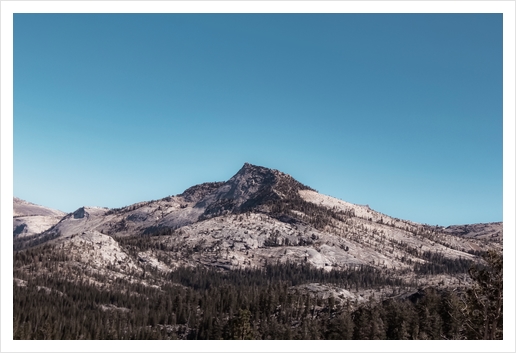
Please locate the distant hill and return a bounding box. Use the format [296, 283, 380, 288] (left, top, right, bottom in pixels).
[13, 197, 66, 238]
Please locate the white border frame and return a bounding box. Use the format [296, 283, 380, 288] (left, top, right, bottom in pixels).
[1, 1, 514, 352]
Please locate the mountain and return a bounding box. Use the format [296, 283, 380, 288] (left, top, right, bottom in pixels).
[15, 163, 501, 278]
[13, 163, 503, 340]
[13, 197, 66, 238]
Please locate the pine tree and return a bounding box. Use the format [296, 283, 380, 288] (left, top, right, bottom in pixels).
[233, 309, 254, 339]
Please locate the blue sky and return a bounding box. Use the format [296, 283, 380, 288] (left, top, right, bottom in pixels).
[13, 13, 502, 226]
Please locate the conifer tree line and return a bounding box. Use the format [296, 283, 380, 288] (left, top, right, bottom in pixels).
[13, 242, 502, 340]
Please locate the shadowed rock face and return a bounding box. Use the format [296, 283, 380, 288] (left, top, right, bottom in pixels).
[13, 223, 27, 237]
[180, 182, 225, 203]
[73, 207, 87, 219]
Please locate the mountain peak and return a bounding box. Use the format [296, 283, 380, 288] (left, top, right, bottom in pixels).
[236, 162, 274, 175]
[195, 163, 314, 219]
[234, 163, 306, 186]
[232, 163, 276, 183]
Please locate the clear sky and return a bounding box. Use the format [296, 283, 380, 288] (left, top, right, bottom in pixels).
[13, 13, 502, 226]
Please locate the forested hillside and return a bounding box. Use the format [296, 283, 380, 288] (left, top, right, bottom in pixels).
[13, 242, 502, 340]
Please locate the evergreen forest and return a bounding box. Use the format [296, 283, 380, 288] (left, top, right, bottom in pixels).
[13, 243, 502, 340]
